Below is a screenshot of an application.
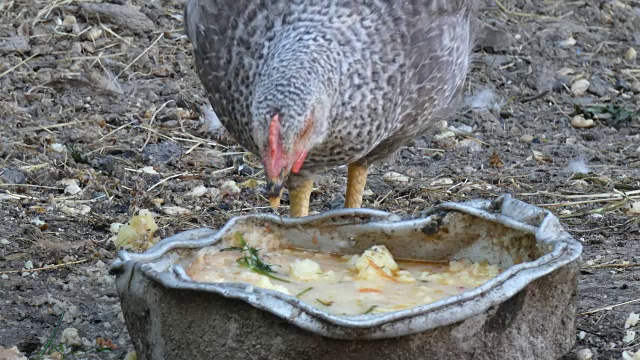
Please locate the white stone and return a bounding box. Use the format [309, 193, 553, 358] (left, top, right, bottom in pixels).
[430, 178, 454, 186]
[220, 180, 241, 194]
[162, 206, 191, 216]
[186, 185, 208, 197]
[570, 115, 595, 128]
[575, 348, 592, 360]
[382, 172, 409, 184]
[49, 143, 65, 153]
[58, 179, 81, 195]
[571, 79, 590, 96]
[60, 327, 83, 347]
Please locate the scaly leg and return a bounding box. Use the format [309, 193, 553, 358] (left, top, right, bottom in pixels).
[289, 178, 314, 217]
[345, 163, 368, 208]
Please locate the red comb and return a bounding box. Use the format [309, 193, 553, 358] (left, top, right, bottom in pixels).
[267, 114, 282, 173]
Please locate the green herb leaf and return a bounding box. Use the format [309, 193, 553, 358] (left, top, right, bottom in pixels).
[316, 299, 333, 306]
[226, 232, 291, 283]
[296, 287, 313, 298]
[362, 305, 377, 314]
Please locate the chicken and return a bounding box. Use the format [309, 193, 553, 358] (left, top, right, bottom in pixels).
[184, 0, 476, 216]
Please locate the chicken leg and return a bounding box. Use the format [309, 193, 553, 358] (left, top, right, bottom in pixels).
[345, 163, 368, 208]
[289, 178, 314, 217]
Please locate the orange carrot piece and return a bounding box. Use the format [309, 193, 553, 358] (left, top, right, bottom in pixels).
[367, 259, 398, 282]
[358, 288, 383, 293]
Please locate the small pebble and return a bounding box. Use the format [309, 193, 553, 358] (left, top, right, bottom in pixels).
[432, 130, 457, 149]
[62, 15, 77, 26]
[49, 143, 65, 153]
[24, 260, 33, 270]
[382, 171, 409, 184]
[577, 331, 586, 340]
[185, 185, 208, 197]
[625, 47, 637, 62]
[559, 36, 576, 48]
[0, 238, 10, 245]
[519, 134, 534, 143]
[363, 189, 375, 197]
[571, 115, 595, 128]
[162, 206, 191, 216]
[430, 178, 453, 186]
[220, 180, 241, 194]
[59, 179, 81, 195]
[575, 348, 593, 360]
[60, 327, 83, 347]
[571, 79, 590, 96]
[84, 27, 103, 41]
[456, 138, 482, 152]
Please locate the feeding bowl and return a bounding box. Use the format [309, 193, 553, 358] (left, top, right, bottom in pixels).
[110, 194, 582, 360]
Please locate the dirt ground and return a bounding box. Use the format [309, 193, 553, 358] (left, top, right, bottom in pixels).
[0, 0, 639, 359]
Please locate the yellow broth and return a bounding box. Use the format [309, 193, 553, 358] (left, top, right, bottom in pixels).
[185, 241, 501, 316]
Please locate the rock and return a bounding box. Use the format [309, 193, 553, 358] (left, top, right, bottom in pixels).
[476, 26, 513, 53]
[587, 76, 609, 97]
[63, 15, 77, 26]
[571, 79, 590, 96]
[325, 194, 345, 210]
[456, 138, 482, 152]
[623, 330, 636, 344]
[0, 345, 27, 360]
[383, 171, 409, 184]
[49, 143, 65, 153]
[58, 179, 82, 195]
[220, 180, 241, 195]
[0, 238, 9, 245]
[185, 185, 208, 197]
[77, 3, 156, 34]
[519, 134, 534, 143]
[626, 313, 640, 329]
[143, 142, 183, 165]
[0, 37, 30, 54]
[84, 28, 103, 41]
[60, 327, 82, 348]
[0, 168, 26, 184]
[363, 189, 374, 197]
[162, 206, 191, 216]
[59, 204, 91, 216]
[482, 55, 513, 68]
[575, 348, 593, 360]
[558, 36, 576, 48]
[625, 47, 637, 61]
[430, 178, 453, 186]
[432, 130, 457, 149]
[208, 187, 221, 198]
[570, 115, 595, 128]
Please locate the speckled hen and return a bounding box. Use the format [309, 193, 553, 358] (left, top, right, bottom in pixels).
[185, 0, 476, 216]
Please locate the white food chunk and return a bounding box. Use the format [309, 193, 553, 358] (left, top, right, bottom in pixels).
[289, 259, 322, 281]
[240, 272, 290, 295]
[396, 270, 416, 283]
[354, 245, 399, 280]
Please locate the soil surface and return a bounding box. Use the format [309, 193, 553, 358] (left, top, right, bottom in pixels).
[1, 0, 639, 359]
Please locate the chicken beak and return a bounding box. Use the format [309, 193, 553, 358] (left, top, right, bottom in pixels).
[267, 176, 285, 210]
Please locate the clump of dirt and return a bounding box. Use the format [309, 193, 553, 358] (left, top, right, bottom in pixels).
[0, 0, 639, 359]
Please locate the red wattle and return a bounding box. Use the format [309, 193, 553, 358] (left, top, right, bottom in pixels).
[292, 150, 308, 173]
